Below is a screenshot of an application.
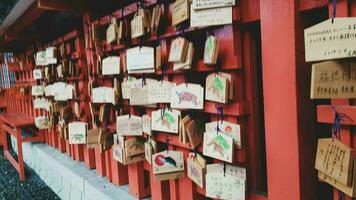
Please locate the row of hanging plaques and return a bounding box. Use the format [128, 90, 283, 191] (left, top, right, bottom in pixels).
[305, 17, 356, 197]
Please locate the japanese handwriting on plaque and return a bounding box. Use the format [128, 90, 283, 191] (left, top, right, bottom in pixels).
[68, 122, 88, 144]
[203, 131, 234, 163]
[171, 83, 204, 110]
[192, 0, 235, 10]
[310, 61, 356, 99]
[172, 0, 189, 26]
[190, 5, 232, 28]
[92, 87, 116, 104]
[151, 109, 180, 134]
[318, 160, 356, 197]
[102, 56, 120, 75]
[304, 18, 356, 62]
[116, 115, 143, 136]
[315, 138, 354, 186]
[148, 81, 176, 104]
[206, 163, 246, 200]
[33, 98, 51, 112]
[205, 121, 241, 149]
[126, 46, 155, 73]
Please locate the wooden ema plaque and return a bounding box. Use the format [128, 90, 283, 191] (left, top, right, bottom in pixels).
[172, 0, 189, 26]
[305, 17, 356, 62]
[315, 138, 354, 186]
[310, 61, 356, 99]
[319, 160, 356, 198]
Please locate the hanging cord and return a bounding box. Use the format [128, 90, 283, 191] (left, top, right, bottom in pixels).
[331, 106, 353, 140]
[215, 104, 223, 135]
[331, 106, 353, 200]
[332, 0, 337, 23]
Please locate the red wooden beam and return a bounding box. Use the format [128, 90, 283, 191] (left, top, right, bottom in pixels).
[317, 105, 356, 125]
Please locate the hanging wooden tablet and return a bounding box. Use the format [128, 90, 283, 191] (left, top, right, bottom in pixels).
[124, 137, 145, 157]
[190, 5, 232, 28]
[152, 151, 185, 181]
[179, 115, 191, 144]
[187, 153, 206, 188]
[32, 85, 45, 96]
[172, 0, 189, 26]
[74, 101, 80, 119]
[107, 18, 118, 44]
[87, 128, 100, 149]
[35, 51, 47, 66]
[205, 73, 228, 103]
[116, 114, 143, 136]
[145, 138, 157, 164]
[155, 45, 162, 69]
[203, 131, 234, 163]
[168, 37, 188, 62]
[204, 35, 219, 65]
[171, 83, 204, 110]
[310, 61, 356, 99]
[113, 144, 145, 165]
[121, 76, 137, 99]
[35, 116, 51, 130]
[192, 0, 235, 10]
[151, 109, 180, 134]
[130, 86, 150, 106]
[315, 138, 354, 186]
[126, 46, 155, 73]
[99, 129, 113, 152]
[173, 42, 194, 71]
[142, 114, 152, 136]
[318, 160, 356, 198]
[113, 78, 120, 97]
[206, 163, 246, 200]
[117, 20, 123, 44]
[148, 81, 175, 104]
[206, 121, 242, 149]
[68, 122, 88, 144]
[33, 69, 42, 80]
[131, 14, 145, 38]
[219, 72, 234, 100]
[33, 98, 51, 112]
[185, 119, 204, 148]
[102, 56, 120, 75]
[304, 18, 356, 62]
[113, 145, 125, 163]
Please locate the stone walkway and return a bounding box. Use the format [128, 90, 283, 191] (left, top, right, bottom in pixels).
[0, 149, 59, 200]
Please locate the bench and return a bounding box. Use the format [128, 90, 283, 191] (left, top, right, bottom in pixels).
[0, 113, 43, 181]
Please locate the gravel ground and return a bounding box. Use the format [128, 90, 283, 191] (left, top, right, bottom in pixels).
[0, 149, 59, 200]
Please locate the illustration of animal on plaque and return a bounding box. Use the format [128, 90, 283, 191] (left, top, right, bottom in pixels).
[152, 151, 185, 174]
[203, 132, 233, 163]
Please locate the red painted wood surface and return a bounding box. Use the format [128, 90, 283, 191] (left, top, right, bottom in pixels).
[2, 0, 353, 199]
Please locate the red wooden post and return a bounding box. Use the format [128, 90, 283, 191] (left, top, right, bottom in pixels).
[95, 148, 106, 176]
[128, 161, 150, 199]
[260, 0, 317, 199]
[111, 148, 129, 186]
[83, 146, 96, 169]
[105, 150, 113, 181]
